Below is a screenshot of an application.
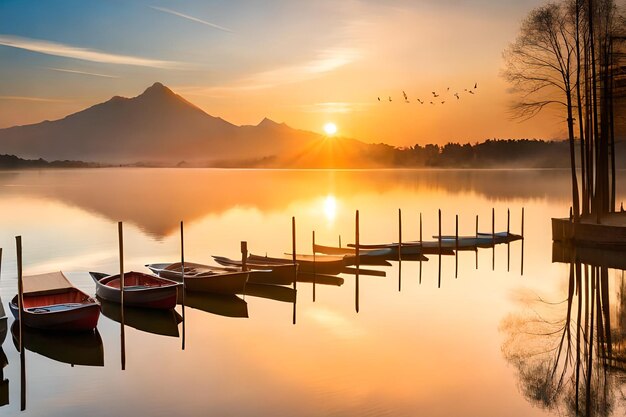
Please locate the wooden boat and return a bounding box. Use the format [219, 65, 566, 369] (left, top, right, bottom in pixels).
[182, 291, 249, 318]
[212, 255, 296, 285]
[347, 241, 454, 256]
[98, 298, 183, 337]
[11, 321, 104, 366]
[9, 271, 100, 332]
[146, 262, 248, 294]
[249, 254, 349, 275]
[433, 232, 522, 245]
[89, 271, 179, 309]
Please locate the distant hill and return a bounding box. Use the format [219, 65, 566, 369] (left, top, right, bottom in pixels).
[0, 154, 98, 168]
[0, 82, 358, 165]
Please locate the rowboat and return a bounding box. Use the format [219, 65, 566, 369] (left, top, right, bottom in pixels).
[433, 232, 522, 245]
[212, 255, 296, 285]
[89, 271, 179, 309]
[146, 262, 248, 294]
[9, 271, 100, 332]
[98, 298, 183, 337]
[346, 241, 453, 256]
[249, 254, 349, 275]
[11, 321, 104, 366]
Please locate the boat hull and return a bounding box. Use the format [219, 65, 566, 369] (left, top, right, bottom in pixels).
[10, 295, 100, 332]
[90, 271, 179, 309]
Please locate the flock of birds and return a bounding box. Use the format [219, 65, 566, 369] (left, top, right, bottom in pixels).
[378, 83, 479, 105]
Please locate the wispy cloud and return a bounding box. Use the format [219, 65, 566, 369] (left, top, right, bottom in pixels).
[0, 96, 68, 103]
[150, 6, 232, 32]
[0, 34, 182, 68]
[47, 67, 119, 78]
[301, 102, 373, 114]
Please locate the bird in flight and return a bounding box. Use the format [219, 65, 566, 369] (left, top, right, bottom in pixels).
[454, 93, 460, 99]
[430, 101, 434, 105]
[388, 96, 392, 102]
[469, 90, 475, 95]
[441, 101, 445, 104]
[474, 82, 478, 89]
[403, 91, 408, 100]
[378, 97, 381, 101]
[417, 98, 424, 104]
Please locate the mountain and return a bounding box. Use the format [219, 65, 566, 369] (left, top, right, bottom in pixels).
[0, 82, 348, 165]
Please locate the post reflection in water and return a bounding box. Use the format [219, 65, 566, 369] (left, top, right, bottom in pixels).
[502, 244, 626, 417]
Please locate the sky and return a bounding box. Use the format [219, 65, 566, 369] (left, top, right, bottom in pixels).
[0, 0, 589, 146]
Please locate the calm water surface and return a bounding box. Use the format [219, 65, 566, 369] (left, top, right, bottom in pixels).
[0, 168, 624, 417]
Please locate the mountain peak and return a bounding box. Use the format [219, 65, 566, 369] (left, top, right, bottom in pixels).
[140, 82, 176, 98]
[257, 117, 282, 128]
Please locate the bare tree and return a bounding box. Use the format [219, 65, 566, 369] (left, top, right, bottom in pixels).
[504, 3, 582, 221]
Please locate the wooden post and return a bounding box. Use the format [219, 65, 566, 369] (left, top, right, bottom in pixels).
[438, 209, 442, 288]
[16, 236, 24, 351]
[455, 214, 458, 278]
[118, 222, 124, 302]
[338, 235, 341, 248]
[521, 207, 525, 239]
[118, 222, 126, 371]
[492, 208, 495, 271]
[507, 209, 510, 272]
[398, 208, 402, 262]
[0, 247, 2, 282]
[521, 208, 525, 276]
[355, 210, 360, 313]
[475, 214, 479, 269]
[241, 241, 248, 272]
[292, 217, 297, 290]
[180, 220, 186, 349]
[419, 212, 423, 284]
[312, 231, 316, 302]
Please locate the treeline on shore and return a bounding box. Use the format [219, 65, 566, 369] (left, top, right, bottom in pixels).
[0, 154, 100, 168]
[2, 138, 623, 169]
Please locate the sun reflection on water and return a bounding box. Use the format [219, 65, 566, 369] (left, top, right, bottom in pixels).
[323, 195, 337, 223]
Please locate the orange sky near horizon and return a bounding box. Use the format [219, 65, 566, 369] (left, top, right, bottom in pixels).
[0, 0, 576, 146]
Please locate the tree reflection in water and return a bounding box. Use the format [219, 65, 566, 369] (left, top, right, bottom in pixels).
[502, 256, 626, 416]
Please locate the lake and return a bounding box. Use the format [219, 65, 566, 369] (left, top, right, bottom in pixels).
[0, 168, 624, 417]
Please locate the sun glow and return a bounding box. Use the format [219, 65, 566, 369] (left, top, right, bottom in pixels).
[323, 195, 337, 222]
[323, 122, 337, 136]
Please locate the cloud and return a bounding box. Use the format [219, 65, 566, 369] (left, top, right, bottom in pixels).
[301, 102, 373, 113]
[0, 34, 182, 68]
[47, 67, 119, 78]
[0, 96, 69, 103]
[150, 6, 232, 32]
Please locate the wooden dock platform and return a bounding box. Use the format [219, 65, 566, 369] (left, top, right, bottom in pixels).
[552, 212, 626, 247]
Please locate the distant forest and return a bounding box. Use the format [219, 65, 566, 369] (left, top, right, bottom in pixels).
[1, 139, 624, 169]
[0, 154, 99, 169]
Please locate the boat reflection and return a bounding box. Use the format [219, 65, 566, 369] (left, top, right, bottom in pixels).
[243, 283, 297, 304]
[0, 316, 7, 408]
[99, 298, 182, 337]
[503, 253, 626, 416]
[10, 321, 104, 367]
[182, 290, 248, 318]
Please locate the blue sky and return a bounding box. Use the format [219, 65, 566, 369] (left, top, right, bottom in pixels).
[0, 0, 585, 144]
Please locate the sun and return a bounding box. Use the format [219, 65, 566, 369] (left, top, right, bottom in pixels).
[323, 122, 337, 136]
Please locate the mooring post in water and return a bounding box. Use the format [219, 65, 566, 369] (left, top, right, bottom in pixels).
[338, 235, 341, 248]
[521, 207, 525, 276]
[118, 221, 126, 371]
[241, 241, 248, 272]
[492, 208, 495, 271]
[118, 222, 124, 302]
[312, 230, 316, 302]
[355, 210, 360, 313]
[455, 214, 458, 278]
[419, 212, 423, 284]
[521, 207, 525, 239]
[398, 208, 402, 262]
[16, 236, 23, 351]
[438, 209, 442, 288]
[292, 217, 297, 290]
[475, 214, 479, 269]
[180, 220, 186, 350]
[0, 247, 3, 282]
[507, 209, 510, 272]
